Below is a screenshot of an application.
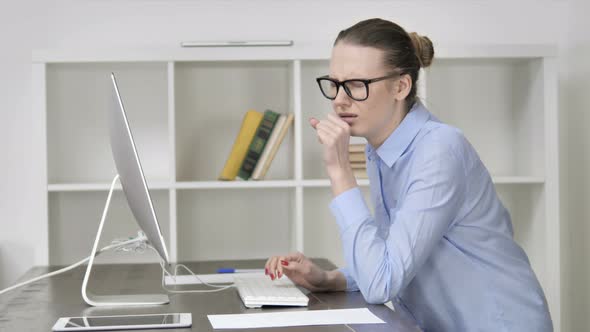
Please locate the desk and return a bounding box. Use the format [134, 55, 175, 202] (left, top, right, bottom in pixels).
[0, 259, 420, 331]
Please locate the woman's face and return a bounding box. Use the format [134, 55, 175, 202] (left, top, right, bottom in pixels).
[328, 42, 406, 147]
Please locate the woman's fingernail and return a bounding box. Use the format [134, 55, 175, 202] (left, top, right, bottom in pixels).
[278, 272, 282, 278]
[270, 274, 275, 280]
[280, 260, 289, 266]
[265, 268, 268, 275]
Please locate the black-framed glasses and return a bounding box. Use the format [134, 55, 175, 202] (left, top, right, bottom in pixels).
[316, 73, 400, 101]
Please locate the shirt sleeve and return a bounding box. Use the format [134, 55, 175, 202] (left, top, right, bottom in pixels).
[337, 266, 359, 291]
[330, 141, 466, 304]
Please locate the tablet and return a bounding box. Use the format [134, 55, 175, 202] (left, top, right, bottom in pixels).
[52, 313, 191, 331]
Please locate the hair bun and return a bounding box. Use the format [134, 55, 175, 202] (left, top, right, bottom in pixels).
[409, 32, 434, 68]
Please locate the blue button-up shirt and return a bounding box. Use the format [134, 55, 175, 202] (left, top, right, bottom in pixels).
[329, 102, 552, 331]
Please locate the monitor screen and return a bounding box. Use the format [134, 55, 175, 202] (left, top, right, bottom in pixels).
[108, 73, 170, 263]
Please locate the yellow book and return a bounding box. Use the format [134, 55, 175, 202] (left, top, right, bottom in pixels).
[348, 144, 366, 153]
[349, 152, 366, 163]
[218, 110, 263, 180]
[350, 162, 366, 169]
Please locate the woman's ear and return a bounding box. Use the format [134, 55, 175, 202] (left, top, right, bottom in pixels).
[394, 74, 412, 101]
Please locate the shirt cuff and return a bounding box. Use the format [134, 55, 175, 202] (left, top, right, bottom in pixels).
[337, 267, 359, 291]
[329, 187, 372, 232]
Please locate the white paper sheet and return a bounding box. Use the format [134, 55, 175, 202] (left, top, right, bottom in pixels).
[385, 301, 396, 311]
[207, 308, 385, 329]
[164, 272, 264, 285]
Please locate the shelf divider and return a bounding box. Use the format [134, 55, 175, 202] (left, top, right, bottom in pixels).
[34, 62, 49, 266]
[543, 56, 560, 330]
[168, 61, 178, 262]
[293, 60, 304, 252]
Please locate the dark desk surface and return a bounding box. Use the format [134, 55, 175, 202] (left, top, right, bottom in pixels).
[0, 259, 420, 331]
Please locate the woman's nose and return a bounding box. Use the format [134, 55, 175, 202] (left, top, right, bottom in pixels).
[333, 86, 351, 107]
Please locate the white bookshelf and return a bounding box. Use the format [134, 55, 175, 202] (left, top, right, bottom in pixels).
[33, 43, 560, 330]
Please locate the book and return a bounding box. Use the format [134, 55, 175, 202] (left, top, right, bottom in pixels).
[353, 168, 368, 179]
[349, 152, 366, 163]
[238, 110, 281, 180]
[218, 110, 263, 181]
[348, 144, 366, 153]
[251, 113, 294, 180]
[350, 162, 366, 170]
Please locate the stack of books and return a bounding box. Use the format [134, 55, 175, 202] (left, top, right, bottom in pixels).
[218, 109, 294, 181]
[349, 143, 367, 179]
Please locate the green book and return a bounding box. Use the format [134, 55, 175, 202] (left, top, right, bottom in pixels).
[238, 110, 280, 180]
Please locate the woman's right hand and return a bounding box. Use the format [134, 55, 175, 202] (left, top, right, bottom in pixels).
[265, 252, 329, 292]
[309, 114, 357, 197]
[309, 113, 353, 178]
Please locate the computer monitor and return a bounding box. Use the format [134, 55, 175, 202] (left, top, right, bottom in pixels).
[108, 73, 169, 264]
[81, 73, 170, 307]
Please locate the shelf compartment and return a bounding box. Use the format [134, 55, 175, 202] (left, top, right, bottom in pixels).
[176, 188, 293, 261]
[48, 190, 170, 265]
[302, 184, 548, 300]
[427, 58, 545, 178]
[300, 60, 332, 179]
[301, 58, 545, 180]
[302, 187, 373, 268]
[175, 61, 295, 182]
[495, 184, 548, 298]
[46, 62, 170, 183]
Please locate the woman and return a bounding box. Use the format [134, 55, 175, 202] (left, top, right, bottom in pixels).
[265, 18, 552, 331]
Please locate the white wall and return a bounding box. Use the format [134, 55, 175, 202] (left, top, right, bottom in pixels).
[31, 0, 567, 48]
[0, 0, 39, 288]
[3, 0, 589, 329]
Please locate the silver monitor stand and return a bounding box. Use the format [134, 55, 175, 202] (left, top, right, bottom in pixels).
[81, 73, 171, 307]
[81, 175, 169, 307]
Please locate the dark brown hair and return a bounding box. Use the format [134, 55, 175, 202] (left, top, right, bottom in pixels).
[334, 18, 434, 107]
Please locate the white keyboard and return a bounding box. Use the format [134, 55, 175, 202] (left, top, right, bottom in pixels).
[234, 275, 309, 308]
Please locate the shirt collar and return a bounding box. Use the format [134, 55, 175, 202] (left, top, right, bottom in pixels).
[366, 101, 431, 168]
